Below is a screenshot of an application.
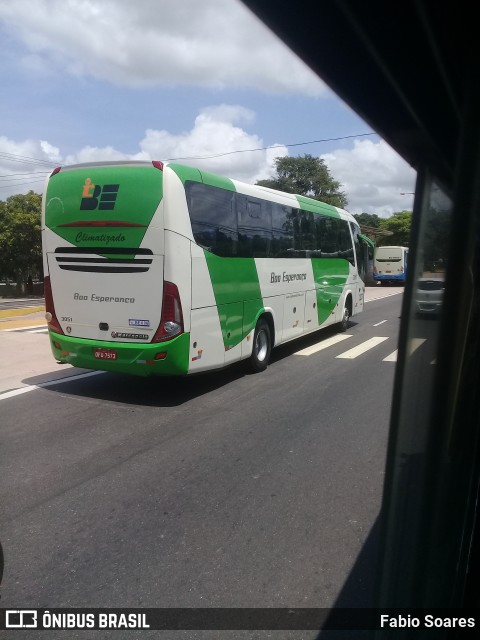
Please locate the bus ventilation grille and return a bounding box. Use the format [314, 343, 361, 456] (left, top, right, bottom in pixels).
[54, 247, 153, 273]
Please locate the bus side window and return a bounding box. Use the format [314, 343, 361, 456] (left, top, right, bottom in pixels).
[186, 181, 237, 256]
[339, 221, 355, 266]
[298, 211, 317, 254]
[316, 215, 338, 257]
[271, 203, 294, 257]
[349, 222, 364, 275]
[237, 195, 272, 258]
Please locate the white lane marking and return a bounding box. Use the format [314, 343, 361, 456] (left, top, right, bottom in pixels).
[295, 333, 353, 356]
[383, 350, 397, 362]
[336, 336, 389, 359]
[0, 371, 105, 401]
[373, 320, 388, 327]
[365, 291, 403, 302]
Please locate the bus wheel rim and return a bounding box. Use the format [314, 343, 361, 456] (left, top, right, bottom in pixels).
[256, 329, 268, 361]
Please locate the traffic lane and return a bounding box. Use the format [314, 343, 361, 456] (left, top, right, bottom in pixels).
[0, 302, 398, 608]
[1, 376, 392, 612]
[0, 288, 403, 398]
[0, 299, 400, 611]
[0, 293, 403, 519]
[0, 288, 402, 395]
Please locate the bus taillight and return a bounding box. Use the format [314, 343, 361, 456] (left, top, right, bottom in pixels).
[152, 281, 184, 342]
[44, 275, 64, 334]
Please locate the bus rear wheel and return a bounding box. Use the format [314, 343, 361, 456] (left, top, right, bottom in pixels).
[339, 298, 352, 332]
[249, 318, 272, 372]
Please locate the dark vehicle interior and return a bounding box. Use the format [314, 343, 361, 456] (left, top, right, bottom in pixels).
[242, 0, 480, 633]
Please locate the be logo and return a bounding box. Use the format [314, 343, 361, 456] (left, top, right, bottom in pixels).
[80, 178, 120, 211]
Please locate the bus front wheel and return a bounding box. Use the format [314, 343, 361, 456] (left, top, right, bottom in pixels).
[249, 318, 272, 372]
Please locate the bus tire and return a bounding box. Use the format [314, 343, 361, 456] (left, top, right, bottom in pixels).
[339, 297, 352, 332]
[249, 318, 272, 372]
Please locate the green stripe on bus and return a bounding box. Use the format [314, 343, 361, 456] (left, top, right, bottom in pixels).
[295, 194, 341, 218]
[200, 169, 236, 192]
[311, 258, 349, 324]
[204, 252, 263, 349]
[169, 164, 236, 192]
[168, 164, 202, 184]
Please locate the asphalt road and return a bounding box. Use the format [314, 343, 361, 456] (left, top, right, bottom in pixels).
[0, 291, 407, 638]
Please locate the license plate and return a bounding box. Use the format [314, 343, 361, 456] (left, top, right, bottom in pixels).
[94, 348, 117, 360]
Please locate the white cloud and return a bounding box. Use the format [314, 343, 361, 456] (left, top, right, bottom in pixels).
[0, 0, 326, 96]
[0, 136, 60, 197]
[0, 109, 414, 216]
[0, 105, 285, 197]
[60, 104, 286, 184]
[64, 145, 142, 166]
[322, 139, 416, 216]
[138, 104, 287, 182]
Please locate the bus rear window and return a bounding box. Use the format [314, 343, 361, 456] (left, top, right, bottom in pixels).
[376, 249, 402, 261]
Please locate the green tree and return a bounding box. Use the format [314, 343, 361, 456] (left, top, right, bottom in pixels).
[354, 213, 381, 228]
[256, 154, 348, 208]
[0, 191, 42, 292]
[378, 210, 412, 246]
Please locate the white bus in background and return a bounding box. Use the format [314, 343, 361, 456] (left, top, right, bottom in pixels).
[42, 160, 370, 377]
[373, 245, 409, 285]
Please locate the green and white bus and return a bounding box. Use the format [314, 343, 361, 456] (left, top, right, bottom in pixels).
[42, 160, 368, 376]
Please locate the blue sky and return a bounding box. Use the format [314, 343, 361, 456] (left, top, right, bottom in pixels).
[0, 0, 416, 215]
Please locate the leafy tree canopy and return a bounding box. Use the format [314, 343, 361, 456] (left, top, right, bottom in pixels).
[377, 210, 412, 247]
[0, 191, 42, 284]
[353, 213, 381, 228]
[256, 154, 348, 209]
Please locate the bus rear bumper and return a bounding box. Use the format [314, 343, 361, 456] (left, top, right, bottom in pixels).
[48, 331, 190, 376]
[373, 274, 406, 283]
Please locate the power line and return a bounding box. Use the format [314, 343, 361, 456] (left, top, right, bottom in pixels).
[0, 152, 58, 168]
[166, 132, 377, 161]
[0, 171, 50, 179]
[0, 131, 378, 191]
[0, 132, 377, 168]
[0, 178, 46, 189]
